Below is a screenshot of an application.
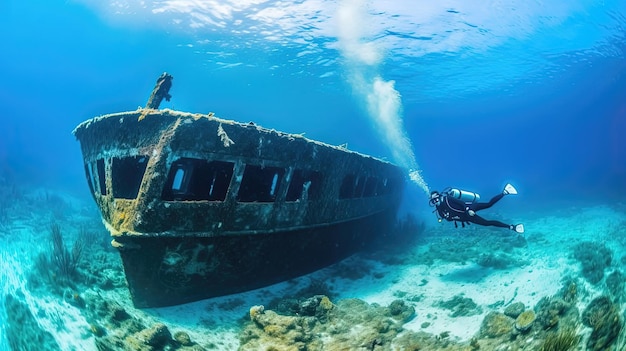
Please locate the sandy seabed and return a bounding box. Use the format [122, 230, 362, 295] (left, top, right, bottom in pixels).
[1, 188, 626, 350]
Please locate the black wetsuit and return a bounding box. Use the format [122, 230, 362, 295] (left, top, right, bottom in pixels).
[435, 192, 510, 229]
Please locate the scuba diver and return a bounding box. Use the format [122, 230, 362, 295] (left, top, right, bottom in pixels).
[429, 183, 524, 234]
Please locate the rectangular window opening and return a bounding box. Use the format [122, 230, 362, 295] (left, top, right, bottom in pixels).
[353, 176, 366, 198]
[162, 158, 234, 201]
[112, 156, 149, 199]
[339, 174, 356, 199]
[84, 163, 95, 195]
[377, 177, 389, 195]
[286, 169, 322, 202]
[363, 176, 379, 197]
[96, 158, 107, 196]
[171, 168, 186, 191]
[237, 165, 285, 203]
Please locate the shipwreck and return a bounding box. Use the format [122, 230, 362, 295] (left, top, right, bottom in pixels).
[73, 73, 407, 307]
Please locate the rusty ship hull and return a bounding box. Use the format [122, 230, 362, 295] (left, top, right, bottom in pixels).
[74, 108, 406, 307]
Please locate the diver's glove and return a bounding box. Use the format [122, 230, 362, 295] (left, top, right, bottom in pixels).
[467, 209, 475, 216]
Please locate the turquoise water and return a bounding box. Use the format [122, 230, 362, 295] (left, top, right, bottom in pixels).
[1, 1, 625, 350]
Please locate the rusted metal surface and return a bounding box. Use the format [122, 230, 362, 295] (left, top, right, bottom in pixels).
[74, 99, 406, 307]
[74, 109, 404, 238]
[144, 72, 173, 110]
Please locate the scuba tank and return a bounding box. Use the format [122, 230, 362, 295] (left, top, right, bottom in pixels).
[445, 187, 480, 203]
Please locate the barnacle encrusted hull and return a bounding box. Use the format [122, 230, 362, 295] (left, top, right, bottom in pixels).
[73, 108, 405, 307]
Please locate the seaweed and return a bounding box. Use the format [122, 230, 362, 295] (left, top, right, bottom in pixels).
[51, 223, 84, 279]
[539, 327, 580, 351]
[34, 223, 86, 287]
[581, 296, 622, 350]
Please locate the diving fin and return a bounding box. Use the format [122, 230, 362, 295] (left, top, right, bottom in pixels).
[504, 183, 518, 195]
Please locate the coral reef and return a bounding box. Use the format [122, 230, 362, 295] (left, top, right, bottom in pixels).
[503, 302, 525, 318]
[479, 312, 514, 338]
[18, 278, 206, 351]
[558, 277, 580, 304]
[240, 296, 423, 350]
[87, 294, 207, 351]
[243, 308, 318, 350]
[7, 190, 626, 351]
[465, 282, 584, 350]
[388, 299, 416, 322]
[514, 310, 536, 332]
[244, 272, 623, 351]
[437, 294, 483, 317]
[269, 285, 337, 320]
[173, 331, 193, 346]
[572, 241, 612, 285]
[125, 323, 172, 351]
[581, 296, 622, 350]
[534, 296, 575, 330]
[409, 228, 527, 267]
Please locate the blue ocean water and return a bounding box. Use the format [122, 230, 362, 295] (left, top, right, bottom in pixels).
[1, 0, 626, 350]
[2, 0, 625, 201]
